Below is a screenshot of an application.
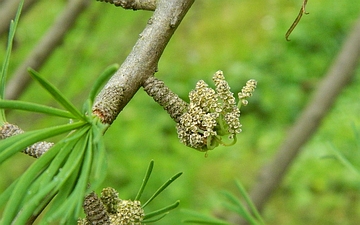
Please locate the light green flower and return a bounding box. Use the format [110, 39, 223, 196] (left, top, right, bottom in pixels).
[176, 71, 256, 152]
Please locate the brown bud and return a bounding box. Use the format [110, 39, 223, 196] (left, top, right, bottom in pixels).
[83, 192, 110, 225]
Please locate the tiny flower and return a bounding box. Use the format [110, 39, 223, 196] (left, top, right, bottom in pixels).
[110, 199, 144, 225]
[238, 79, 257, 106]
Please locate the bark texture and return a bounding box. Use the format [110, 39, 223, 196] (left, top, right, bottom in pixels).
[97, 0, 157, 11]
[143, 76, 188, 123]
[0, 122, 53, 158]
[83, 192, 110, 225]
[92, 0, 194, 124]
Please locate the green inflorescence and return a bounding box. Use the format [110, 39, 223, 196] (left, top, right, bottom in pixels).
[176, 71, 257, 152]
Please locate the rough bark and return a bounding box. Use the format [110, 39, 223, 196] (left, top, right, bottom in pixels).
[5, 0, 90, 100]
[2, 0, 194, 157]
[0, 122, 53, 158]
[92, 0, 194, 124]
[230, 15, 360, 224]
[143, 76, 188, 123]
[97, 0, 157, 11]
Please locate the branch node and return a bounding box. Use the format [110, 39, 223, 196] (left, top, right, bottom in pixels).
[93, 86, 125, 124]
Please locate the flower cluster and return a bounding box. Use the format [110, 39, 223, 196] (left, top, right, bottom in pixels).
[176, 71, 256, 152]
[238, 79, 257, 106]
[113, 200, 144, 225]
[79, 188, 144, 225]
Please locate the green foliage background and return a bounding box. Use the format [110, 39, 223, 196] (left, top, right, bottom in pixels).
[1, 0, 360, 224]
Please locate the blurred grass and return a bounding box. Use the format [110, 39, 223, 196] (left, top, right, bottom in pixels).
[1, 0, 360, 224]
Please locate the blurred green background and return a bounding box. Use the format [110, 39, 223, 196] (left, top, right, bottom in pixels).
[1, 0, 360, 224]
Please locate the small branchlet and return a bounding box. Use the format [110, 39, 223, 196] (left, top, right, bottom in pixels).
[285, 0, 309, 41]
[96, 0, 157, 11]
[144, 71, 257, 152]
[79, 188, 144, 225]
[143, 76, 188, 123]
[0, 122, 53, 158]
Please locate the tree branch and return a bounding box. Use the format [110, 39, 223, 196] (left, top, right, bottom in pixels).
[92, 0, 194, 124]
[231, 15, 360, 224]
[97, 0, 157, 11]
[0, 122, 53, 158]
[5, 0, 90, 100]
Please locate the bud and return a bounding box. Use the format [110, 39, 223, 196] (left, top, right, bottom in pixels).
[111, 199, 144, 225]
[83, 192, 110, 225]
[101, 187, 120, 214]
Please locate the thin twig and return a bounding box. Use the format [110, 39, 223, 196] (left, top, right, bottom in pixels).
[285, 0, 308, 41]
[229, 15, 360, 224]
[92, 0, 195, 124]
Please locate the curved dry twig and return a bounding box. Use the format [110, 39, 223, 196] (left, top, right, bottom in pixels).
[285, 0, 308, 41]
[229, 14, 360, 224]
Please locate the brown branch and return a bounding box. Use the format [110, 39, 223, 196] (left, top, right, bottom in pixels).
[5, 0, 90, 100]
[0, 122, 53, 158]
[82, 192, 110, 225]
[96, 0, 157, 11]
[0, 0, 37, 37]
[143, 76, 188, 123]
[92, 0, 194, 124]
[230, 15, 360, 224]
